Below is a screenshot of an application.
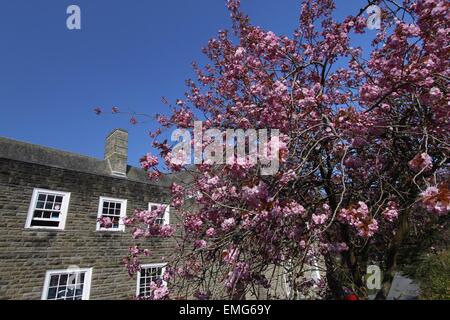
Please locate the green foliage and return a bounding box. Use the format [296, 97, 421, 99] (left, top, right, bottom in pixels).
[404, 249, 450, 300]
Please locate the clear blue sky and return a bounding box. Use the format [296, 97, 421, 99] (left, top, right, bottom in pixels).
[0, 0, 368, 167]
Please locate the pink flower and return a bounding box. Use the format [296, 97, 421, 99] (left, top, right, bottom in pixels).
[150, 283, 169, 300]
[129, 245, 140, 256]
[279, 169, 297, 185]
[194, 239, 207, 249]
[357, 218, 378, 238]
[132, 228, 145, 239]
[171, 182, 185, 208]
[124, 256, 140, 276]
[408, 152, 433, 172]
[222, 246, 239, 264]
[156, 114, 170, 127]
[194, 290, 211, 300]
[360, 84, 382, 103]
[339, 202, 378, 238]
[282, 201, 306, 217]
[225, 262, 250, 289]
[321, 242, 349, 253]
[206, 227, 216, 237]
[97, 216, 112, 228]
[147, 170, 162, 181]
[382, 201, 399, 222]
[420, 185, 450, 216]
[221, 218, 235, 232]
[159, 225, 174, 237]
[170, 107, 193, 128]
[185, 217, 203, 232]
[140, 153, 159, 170]
[235, 47, 246, 58]
[429, 87, 443, 100]
[241, 181, 269, 208]
[312, 213, 328, 225]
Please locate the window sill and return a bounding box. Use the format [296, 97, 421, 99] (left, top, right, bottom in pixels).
[24, 227, 65, 232]
[95, 229, 126, 233]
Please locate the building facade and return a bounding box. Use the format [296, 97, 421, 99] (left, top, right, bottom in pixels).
[0, 129, 175, 300]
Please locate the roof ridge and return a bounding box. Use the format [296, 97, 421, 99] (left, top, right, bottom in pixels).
[0, 136, 105, 163]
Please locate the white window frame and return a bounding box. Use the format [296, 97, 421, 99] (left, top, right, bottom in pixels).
[136, 263, 167, 298]
[148, 202, 170, 225]
[41, 267, 93, 300]
[25, 188, 71, 230]
[96, 196, 127, 232]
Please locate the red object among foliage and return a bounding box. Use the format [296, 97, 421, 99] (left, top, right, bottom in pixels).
[344, 293, 359, 301]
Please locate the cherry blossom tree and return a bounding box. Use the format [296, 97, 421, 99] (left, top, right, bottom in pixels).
[112, 0, 449, 300]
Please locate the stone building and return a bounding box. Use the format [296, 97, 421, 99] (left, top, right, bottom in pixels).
[0, 129, 175, 300]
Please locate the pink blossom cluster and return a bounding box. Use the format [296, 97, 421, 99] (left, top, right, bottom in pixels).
[339, 202, 379, 238]
[312, 204, 331, 226]
[241, 181, 269, 208]
[420, 185, 450, 216]
[320, 242, 349, 254]
[408, 152, 433, 172]
[279, 169, 298, 185]
[135, 281, 169, 300]
[382, 201, 399, 222]
[123, 246, 150, 276]
[171, 182, 185, 208]
[123, 207, 174, 240]
[224, 262, 250, 290]
[97, 216, 113, 229]
[140, 153, 159, 171]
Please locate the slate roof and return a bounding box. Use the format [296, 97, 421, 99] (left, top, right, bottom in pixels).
[0, 136, 183, 187]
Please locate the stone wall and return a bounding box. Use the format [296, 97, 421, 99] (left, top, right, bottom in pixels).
[0, 158, 174, 300]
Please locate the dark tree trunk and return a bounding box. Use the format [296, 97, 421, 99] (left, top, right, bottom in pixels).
[375, 210, 410, 299]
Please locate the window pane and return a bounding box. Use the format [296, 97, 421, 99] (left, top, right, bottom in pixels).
[60, 274, 68, 284]
[50, 275, 59, 287]
[56, 287, 67, 299]
[47, 287, 57, 300]
[75, 288, 83, 297]
[31, 220, 59, 228]
[33, 210, 43, 218]
[46, 271, 87, 300]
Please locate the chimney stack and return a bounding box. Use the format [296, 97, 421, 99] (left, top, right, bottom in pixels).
[105, 129, 128, 176]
